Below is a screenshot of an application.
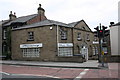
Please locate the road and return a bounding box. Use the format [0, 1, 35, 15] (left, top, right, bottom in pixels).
[1, 64, 119, 80]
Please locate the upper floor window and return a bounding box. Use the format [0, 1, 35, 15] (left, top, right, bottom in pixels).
[27, 31, 34, 41]
[61, 30, 67, 40]
[77, 33, 82, 41]
[94, 37, 97, 41]
[86, 34, 90, 41]
[3, 29, 7, 39]
[82, 27, 85, 30]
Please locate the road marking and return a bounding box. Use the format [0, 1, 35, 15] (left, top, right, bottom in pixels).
[9, 65, 24, 67]
[74, 69, 89, 80]
[11, 73, 60, 79]
[0, 71, 10, 75]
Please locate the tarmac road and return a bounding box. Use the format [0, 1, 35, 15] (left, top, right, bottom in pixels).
[1, 62, 119, 80]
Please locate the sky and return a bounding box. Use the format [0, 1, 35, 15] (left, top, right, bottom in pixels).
[0, 0, 119, 31]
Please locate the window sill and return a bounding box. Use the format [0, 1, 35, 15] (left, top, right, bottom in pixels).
[86, 39, 90, 41]
[77, 38, 82, 41]
[61, 39, 67, 40]
[27, 39, 34, 41]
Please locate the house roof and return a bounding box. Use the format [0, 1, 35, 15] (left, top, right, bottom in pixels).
[4, 14, 37, 26]
[68, 21, 78, 27]
[12, 19, 69, 30]
[113, 22, 120, 26]
[1, 20, 10, 24]
[12, 19, 93, 32]
[68, 20, 92, 32]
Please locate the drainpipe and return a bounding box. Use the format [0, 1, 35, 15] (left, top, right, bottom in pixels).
[72, 28, 74, 56]
[56, 25, 59, 56]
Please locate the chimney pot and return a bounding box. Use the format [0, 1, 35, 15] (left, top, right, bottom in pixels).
[10, 11, 12, 14]
[110, 22, 114, 25]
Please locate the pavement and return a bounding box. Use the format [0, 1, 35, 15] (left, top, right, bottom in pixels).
[0, 60, 114, 69]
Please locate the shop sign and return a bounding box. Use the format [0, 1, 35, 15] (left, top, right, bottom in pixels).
[58, 43, 73, 47]
[20, 43, 43, 48]
[93, 41, 99, 44]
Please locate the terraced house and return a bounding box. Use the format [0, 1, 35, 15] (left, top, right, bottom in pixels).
[2, 4, 99, 62]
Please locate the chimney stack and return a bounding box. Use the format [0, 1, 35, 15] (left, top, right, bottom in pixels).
[9, 11, 16, 20]
[37, 4, 45, 16]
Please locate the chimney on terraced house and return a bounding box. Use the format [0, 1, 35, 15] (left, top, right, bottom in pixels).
[37, 4, 47, 21]
[9, 11, 16, 20]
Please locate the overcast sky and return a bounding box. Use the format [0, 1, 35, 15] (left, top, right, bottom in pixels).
[0, 0, 119, 30]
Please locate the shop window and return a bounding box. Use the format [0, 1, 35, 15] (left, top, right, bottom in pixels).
[22, 48, 40, 57]
[58, 48, 73, 56]
[3, 44, 7, 53]
[93, 46, 98, 56]
[27, 32, 34, 41]
[103, 47, 107, 54]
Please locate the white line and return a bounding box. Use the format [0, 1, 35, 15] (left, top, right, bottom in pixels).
[11, 73, 60, 79]
[9, 65, 23, 67]
[74, 69, 89, 80]
[0, 72, 10, 75]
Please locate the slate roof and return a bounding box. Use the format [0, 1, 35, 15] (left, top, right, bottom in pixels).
[68, 20, 85, 27]
[4, 14, 37, 26]
[12, 19, 70, 30]
[1, 20, 10, 25]
[68, 21, 79, 27]
[12, 19, 93, 32]
[113, 22, 120, 26]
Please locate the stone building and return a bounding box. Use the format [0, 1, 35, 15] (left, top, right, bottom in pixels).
[2, 4, 47, 59]
[2, 4, 101, 62]
[11, 19, 94, 62]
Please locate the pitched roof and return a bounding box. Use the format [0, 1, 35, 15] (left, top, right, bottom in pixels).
[4, 14, 37, 26]
[68, 21, 78, 27]
[12, 19, 69, 30]
[68, 20, 92, 32]
[1, 20, 10, 24]
[68, 20, 86, 27]
[12, 19, 93, 32]
[113, 22, 120, 26]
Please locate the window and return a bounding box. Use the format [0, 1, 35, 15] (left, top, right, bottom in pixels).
[93, 46, 98, 55]
[3, 29, 7, 39]
[61, 31, 67, 40]
[58, 48, 73, 56]
[28, 32, 34, 41]
[22, 48, 40, 57]
[82, 27, 85, 30]
[103, 47, 107, 54]
[3, 44, 7, 53]
[77, 33, 82, 40]
[86, 34, 90, 41]
[94, 37, 97, 41]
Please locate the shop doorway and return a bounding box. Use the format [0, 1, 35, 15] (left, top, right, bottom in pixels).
[81, 46, 88, 61]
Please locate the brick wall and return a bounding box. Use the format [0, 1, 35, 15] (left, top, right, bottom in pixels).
[27, 15, 47, 25]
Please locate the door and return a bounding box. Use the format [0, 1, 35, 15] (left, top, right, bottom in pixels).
[81, 46, 88, 61]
